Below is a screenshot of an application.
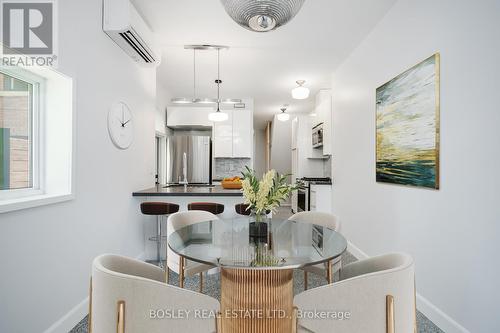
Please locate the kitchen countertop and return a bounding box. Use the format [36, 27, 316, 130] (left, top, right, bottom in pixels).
[132, 185, 243, 197]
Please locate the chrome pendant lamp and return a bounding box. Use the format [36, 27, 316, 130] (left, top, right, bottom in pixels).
[209, 49, 230, 122]
[220, 0, 305, 32]
[172, 45, 241, 107]
[171, 47, 217, 104]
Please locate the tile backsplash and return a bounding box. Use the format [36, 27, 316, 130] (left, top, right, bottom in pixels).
[214, 158, 252, 180]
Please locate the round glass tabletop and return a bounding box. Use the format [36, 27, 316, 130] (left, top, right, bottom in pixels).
[168, 217, 347, 270]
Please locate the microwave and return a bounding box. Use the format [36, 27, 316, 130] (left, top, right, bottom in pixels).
[312, 123, 324, 148]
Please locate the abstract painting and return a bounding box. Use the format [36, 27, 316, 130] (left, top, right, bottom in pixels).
[376, 54, 440, 189]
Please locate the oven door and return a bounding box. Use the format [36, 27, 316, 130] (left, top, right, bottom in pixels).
[297, 187, 309, 212]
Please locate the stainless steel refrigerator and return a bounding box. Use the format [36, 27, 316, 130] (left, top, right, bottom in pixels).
[166, 135, 211, 184]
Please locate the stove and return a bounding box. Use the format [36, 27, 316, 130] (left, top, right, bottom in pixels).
[296, 177, 332, 212]
[300, 177, 332, 185]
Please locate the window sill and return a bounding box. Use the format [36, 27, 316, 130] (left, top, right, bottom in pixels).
[0, 193, 74, 214]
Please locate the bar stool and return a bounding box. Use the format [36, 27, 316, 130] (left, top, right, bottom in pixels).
[235, 203, 251, 215]
[140, 202, 179, 267]
[188, 202, 224, 215]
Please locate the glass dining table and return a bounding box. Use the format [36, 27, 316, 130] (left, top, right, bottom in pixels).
[168, 217, 347, 333]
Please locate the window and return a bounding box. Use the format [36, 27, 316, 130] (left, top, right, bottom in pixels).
[0, 68, 42, 201]
[0, 65, 73, 213]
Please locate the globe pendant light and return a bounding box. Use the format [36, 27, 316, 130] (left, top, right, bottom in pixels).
[277, 106, 290, 122]
[292, 80, 310, 99]
[209, 49, 229, 122]
[220, 0, 305, 32]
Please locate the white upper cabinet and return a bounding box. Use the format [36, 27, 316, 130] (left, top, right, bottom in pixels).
[314, 89, 332, 156]
[167, 106, 213, 127]
[214, 135, 234, 157]
[213, 108, 253, 158]
[232, 109, 253, 158]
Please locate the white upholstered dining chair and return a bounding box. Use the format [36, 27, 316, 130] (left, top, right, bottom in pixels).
[166, 210, 218, 291]
[89, 254, 220, 333]
[288, 211, 342, 289]
[293, 253, 416, 333]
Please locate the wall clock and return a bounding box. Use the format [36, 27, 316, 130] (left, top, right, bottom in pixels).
[107, 102, 134, 149]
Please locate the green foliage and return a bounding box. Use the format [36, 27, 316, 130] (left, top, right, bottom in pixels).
[241, 166, 304, 215]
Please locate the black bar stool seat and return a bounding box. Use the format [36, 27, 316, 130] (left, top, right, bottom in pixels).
[141, 202, 179, 215]
[235, 203, 251, 216]
[188, 202, 224, 215]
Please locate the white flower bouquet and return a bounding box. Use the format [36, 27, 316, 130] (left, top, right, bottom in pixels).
[241, 166, 303, 222]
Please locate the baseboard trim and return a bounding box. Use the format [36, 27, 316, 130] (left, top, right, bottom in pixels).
[416, 294, 470, 333]
[347, 240, 370, 259]
[43, 252, 146, 333]
[347, 241, 470, 333]
[43, 297, 89, 333]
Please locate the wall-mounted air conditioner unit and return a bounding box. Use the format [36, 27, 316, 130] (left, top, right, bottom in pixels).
[103, 0, 160, 65]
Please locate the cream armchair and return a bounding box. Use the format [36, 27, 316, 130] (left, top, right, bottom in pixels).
[293, 253, 416, 333]
[166, 210, 218, 291]
[90, 254, 220, 333]
[288, 211, 342, 289]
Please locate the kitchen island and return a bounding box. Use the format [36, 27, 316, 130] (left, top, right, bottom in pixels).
[132, 184, 244, 218]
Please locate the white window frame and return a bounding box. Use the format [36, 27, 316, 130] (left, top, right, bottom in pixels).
[0, 66, 45, 200]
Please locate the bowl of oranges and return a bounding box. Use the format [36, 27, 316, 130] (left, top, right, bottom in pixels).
[221, 176, 243, 189]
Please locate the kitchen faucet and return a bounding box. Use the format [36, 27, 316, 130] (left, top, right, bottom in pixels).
[179, 152, 188, 185]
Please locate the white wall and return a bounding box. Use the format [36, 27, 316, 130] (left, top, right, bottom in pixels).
[254, 128, 266, 177]
[155, 78, 170, 135]
[270, 117, 292, 204]
[270, 117, 292, 176]
[330, 0, 500, 332]
[0, 0, 158, 331]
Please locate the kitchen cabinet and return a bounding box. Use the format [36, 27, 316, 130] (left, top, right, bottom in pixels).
[291, 115, 324, 179]
[213, 108, 253, 158]
[167, 106, 213, 127]
[232, 109, 252, 157]
[214, 136, 233, 157]
[309, 184, 332, 213]
[313, 89, 332, 156]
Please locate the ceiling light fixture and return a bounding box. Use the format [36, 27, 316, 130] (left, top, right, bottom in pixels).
[209, 49, 229, 122]
[171, 48, 217, 104]
[277, 106, 290, 122]
[292, 80, 310, 100]
[220, 0, 305, 32]
[172, 45, 241, 106]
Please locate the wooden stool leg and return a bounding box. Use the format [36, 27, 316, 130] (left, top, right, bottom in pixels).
[199, 272, 204, 293]
[304, 271, 308, 290]
[179, 257, 185, 288]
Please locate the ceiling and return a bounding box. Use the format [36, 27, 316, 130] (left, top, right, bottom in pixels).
[132, 0, 396, 128]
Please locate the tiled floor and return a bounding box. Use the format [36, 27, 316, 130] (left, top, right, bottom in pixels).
[71, 207, 444, 332]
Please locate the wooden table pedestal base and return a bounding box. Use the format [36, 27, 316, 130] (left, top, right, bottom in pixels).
[220, 268, 294, 333]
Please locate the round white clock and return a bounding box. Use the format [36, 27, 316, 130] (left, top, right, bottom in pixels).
[107, 102, 134, 149]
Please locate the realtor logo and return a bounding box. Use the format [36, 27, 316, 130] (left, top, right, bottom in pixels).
[0, 0, 57, 66]
[2, 1, 53, 54]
